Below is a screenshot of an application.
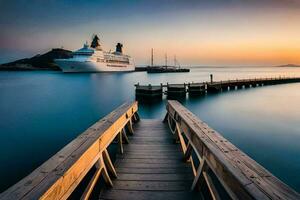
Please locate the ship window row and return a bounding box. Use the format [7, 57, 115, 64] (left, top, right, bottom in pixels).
[106, 60, 130, 64]
[106, 58, 129, 62]
[94, 58, 129, 64]
[107, 64, 127, 67]
[104, 56, 129, 61]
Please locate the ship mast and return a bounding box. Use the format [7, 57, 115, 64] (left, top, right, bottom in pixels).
[165, 53, 168, 69]
[174, 55, 176, 67]
[151, 48, 154, 67]
[174, 55, 180, 69]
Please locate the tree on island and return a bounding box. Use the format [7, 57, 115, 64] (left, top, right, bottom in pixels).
[91, 34, 101, 48]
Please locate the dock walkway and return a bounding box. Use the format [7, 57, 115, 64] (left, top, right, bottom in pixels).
[99, 119, 199, 200]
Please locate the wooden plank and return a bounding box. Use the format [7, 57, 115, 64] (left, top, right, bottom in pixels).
[128, 140, 174, 145]
[130, 135, 173, 139]
[116, 153, 181, 159]
[116, 158, 182, 164]
[117, 150, 182, 156]
[115, 162, 191, 169]
[111, 180, 191, 191]
[129, 137, 174, 142]
[100, 190, 200, 200]
[123, 145, 180, 149]
[116, 167, 193, 174]
[123, 148, 182, 153]
[116, 173, 193, 182]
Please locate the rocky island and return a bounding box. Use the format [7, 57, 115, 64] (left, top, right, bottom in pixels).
[0, 48, 72, 71]
[276, 64, 300, 67]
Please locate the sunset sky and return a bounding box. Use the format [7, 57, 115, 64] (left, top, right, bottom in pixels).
[1, 0, 300, 66]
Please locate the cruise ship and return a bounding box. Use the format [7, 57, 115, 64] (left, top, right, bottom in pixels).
[55, 35, 135, 72]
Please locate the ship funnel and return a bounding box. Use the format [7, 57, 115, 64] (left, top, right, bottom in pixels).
[91, 34, 102, 50]
[116, 43, 123, 53]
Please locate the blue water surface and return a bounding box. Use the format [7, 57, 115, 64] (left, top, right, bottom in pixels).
[0, 67, 299, 192]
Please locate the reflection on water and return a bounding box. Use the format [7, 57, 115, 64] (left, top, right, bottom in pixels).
[0, 67, 300, 192]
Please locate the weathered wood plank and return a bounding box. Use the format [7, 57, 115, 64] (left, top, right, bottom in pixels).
[111, 180, 191, 191]
[123, 148, 182, 153]
[115, 161, 191, 169]
[116, 153, 181, 159]
[123, 144, 181, 150]
[100, 190, 200, 200]
[116, 173, 193, 181]
[116, 158, 183, 164]
[129, 137, 174, 142]
[115, 167, 193, 174]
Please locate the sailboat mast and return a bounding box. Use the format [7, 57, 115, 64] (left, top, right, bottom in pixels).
[165, 53, 168, 68]
[174, 55, 176, 67]
[151, 48, 154, 67]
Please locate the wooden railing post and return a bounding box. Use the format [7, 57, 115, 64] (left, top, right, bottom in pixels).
[81, 150, 116, 200]
[118, 131, 123, 154]
[183, 142, 192, 162]
[203, 171, 221, 200]
[133, 112, 140, 122]
[80, 159, 103, 200]
[100, 156, 113, 187]
[103, 149, 117, 178]
[127, 118, 134, 135]
[191, 158, 208, 190]
[122, 128, 130, 144]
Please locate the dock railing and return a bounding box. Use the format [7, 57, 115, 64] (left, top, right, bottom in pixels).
[165, 100, 300, 200]
[0, 101, 139, 200]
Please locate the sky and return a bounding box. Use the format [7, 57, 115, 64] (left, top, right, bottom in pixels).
[0, 0, 300, 66]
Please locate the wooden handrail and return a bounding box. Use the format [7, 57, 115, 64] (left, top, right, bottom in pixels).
[165, 100, 300, 200]
[0, 101, 139, 200]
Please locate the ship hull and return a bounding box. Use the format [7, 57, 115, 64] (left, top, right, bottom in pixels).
[54, 60, 135, 73]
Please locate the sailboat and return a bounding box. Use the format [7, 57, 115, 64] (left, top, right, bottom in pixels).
[147, 49, 190, 73]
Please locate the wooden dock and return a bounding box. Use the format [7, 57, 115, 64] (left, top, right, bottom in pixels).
[135, 76, 300, 100]
[166, 83, 186, 98]
[100, 119, 199, 200]
[1, 101, 299, 200]
[135, 84, 163, 101]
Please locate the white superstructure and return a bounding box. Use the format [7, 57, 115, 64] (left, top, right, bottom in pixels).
[55, 35, 135, 72]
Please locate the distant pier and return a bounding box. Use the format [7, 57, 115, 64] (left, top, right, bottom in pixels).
[135, 76, 300, 100]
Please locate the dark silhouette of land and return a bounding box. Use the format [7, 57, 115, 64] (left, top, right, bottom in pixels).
[0, 48, 72, 71]
[276, 64, 300, 67]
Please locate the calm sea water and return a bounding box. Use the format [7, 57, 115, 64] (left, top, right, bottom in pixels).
[0, 67, 300, 193]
